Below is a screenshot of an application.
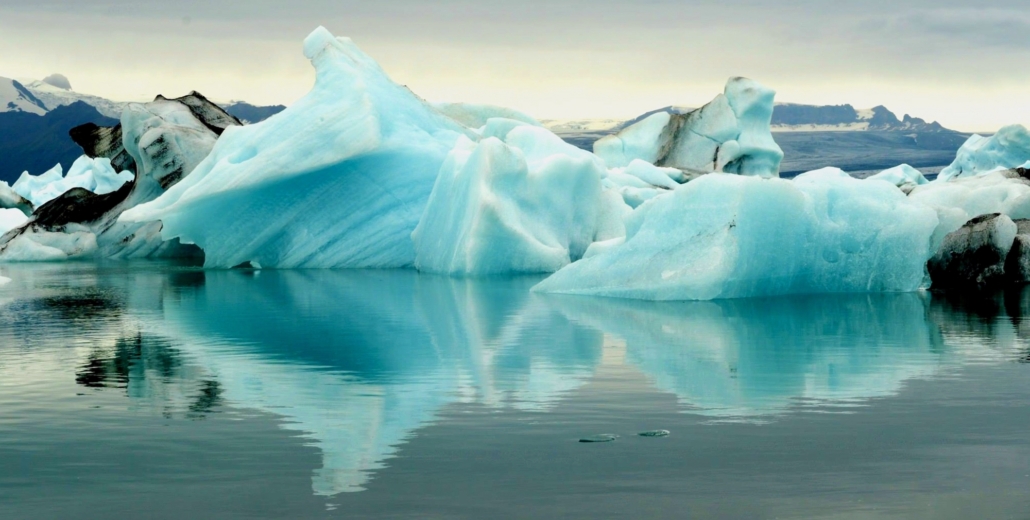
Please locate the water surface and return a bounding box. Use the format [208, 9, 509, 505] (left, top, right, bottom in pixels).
[1, 263, 1028, 519]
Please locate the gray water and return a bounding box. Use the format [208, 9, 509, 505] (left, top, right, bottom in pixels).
[1, 262, 1028, 519]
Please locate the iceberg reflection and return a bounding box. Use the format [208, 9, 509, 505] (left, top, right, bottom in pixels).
[5, 266, 1030, 498]
[545, 293, 954, 418]
[149, 270, 603, 495]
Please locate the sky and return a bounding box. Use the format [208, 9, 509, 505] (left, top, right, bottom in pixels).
[0, 0, 1028, 132]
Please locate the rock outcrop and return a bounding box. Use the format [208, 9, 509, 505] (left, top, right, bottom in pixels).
[928, 214, 1017, 291]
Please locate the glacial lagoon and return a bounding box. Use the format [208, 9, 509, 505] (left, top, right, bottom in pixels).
[1, 262, 1029, 519]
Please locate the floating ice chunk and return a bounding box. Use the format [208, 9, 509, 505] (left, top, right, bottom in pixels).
[12, 164, 63, 206]
[593, 78, 782, 179]
[434, 102, 540, 129]
[908, 170, 1030, 251]
[938, 125, 1030, 181]
[869, 164, 928, 187]
[122, 27, 470, 268]
[0, 182, 32, 215]
[535, 170, 939, 301]
[0, 208, 28, 236]
[11, 156, 133, 208]
[413, 126, 626, 275]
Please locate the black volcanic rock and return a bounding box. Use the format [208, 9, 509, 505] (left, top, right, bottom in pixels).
[69, 123, 136, 173]
[929, 214, 1016, 292]
[0, 101, 118, 183]
[32, 184, 133, 230]
[223, 102, 286, 124]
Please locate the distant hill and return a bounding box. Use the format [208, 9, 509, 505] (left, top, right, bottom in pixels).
[0, 101, 118, 183]
[771, 104, 948, 133]
[223, 102, 286, 124]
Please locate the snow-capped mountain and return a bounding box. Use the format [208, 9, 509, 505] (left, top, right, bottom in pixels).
[771, 104, 949, 133]
[23, 75, 127, 119]
[0, 77, 48, 115]
[539, 118, 625, 133]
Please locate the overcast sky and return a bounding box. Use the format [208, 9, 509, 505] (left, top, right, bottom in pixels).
[1, 0, 1028, 131]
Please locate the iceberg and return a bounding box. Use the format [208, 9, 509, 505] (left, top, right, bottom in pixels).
[534, 169, 939, 301]
[413, 124, 627, 275]
[12, 156, 133, 208]
[0, 93, 225, 262]
[869, 164, 928, 189]
[938, 125, 1030, 181]
[594, 78, 783, 179]
[0, 182, 31, 216]
[0, 208, 28, 237]
[908, 170, 1030, 250]
[121, 27, 471, 269]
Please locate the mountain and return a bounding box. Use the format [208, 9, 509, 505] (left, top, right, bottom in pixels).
[0, 101, 118, 183]
[0, 77, 48, 115]
[771, 104, 948, 133]
[222, 102, 286, 124]
[23, 78, 127, 119]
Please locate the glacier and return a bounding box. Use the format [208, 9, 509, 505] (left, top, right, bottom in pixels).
[594, 77, 783, 179]
[412, 124, 626, 275]
[121, 27, 471, 269]
[534, 169, 939, 300]
[938, 125, 1030, 181]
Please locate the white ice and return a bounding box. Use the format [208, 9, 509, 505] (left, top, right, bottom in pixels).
[11, 156, 133, 208]
[121, 27, 471, 269]
[938, 125, 1030, 181]
[413, 123, 626, 275]
[869, 164, 928, 187]
[593, 78, 783, 179]
[535, 169, 939, 300]
[0, 208, 28, 236]
[909, 170, 1030, 250]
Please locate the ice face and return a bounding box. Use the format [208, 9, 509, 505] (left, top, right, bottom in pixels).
[593, 112, 672, 168]
[938, 125, 1030, 181]
[0, 208, 28, 237]
[593, 78, 783, 179]
[412, 125, 627, 275]
[869, 164, 929, 187]
[909, 170, 1030, 251]
[534, 169, 939, 301]
[121, 27, 471, 269]
[11, 156, 133, 208]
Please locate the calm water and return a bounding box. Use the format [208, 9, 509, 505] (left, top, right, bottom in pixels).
[1, 262, 1029, 519]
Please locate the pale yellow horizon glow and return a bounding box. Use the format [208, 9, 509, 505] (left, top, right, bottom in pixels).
[1, 6, 1028, 134]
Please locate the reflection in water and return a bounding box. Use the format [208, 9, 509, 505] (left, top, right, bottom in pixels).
[145, 270, 603, 495]
[545, 293, 949, 418]
[2, 265, 1030, 498]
